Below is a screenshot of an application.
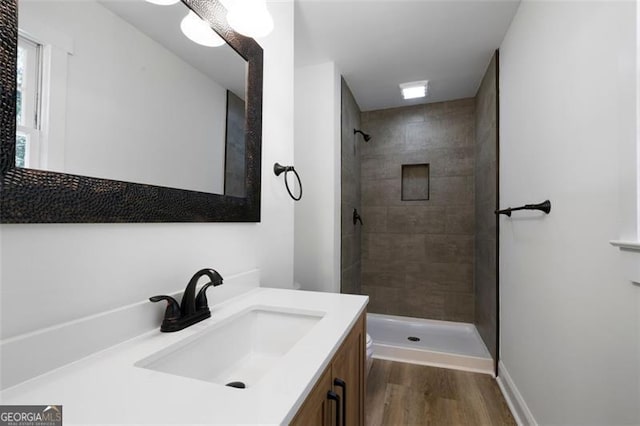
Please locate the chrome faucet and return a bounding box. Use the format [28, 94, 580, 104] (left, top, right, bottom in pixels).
[150, 268, 223, 332]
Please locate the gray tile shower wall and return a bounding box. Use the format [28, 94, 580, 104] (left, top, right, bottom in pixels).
[360, 99, 476, 322]
[341, 79, 362, 295]
[474, 53, 498, 361]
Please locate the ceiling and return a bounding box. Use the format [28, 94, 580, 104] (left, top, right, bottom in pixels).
[294, 0, 520, 111]
[100, 0, 246, 99]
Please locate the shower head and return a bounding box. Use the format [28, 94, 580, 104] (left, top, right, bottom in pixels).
[354, 129, 372, 142]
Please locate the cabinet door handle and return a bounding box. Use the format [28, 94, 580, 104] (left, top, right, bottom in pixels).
[334, 378, 346, 426]
[327, 390, 341, 426]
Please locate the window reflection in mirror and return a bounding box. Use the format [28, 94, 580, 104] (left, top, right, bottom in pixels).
[16, 34, 41, 169]
[16, 0, 248, 195]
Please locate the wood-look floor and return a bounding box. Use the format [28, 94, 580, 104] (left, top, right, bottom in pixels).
[366, 360, 516, 426]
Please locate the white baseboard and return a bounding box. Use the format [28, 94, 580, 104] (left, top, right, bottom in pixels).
[496, 360, 537, 426]
[1, 269, 260, 390]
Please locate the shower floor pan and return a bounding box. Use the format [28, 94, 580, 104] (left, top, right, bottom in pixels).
[367, 313, 494, 376]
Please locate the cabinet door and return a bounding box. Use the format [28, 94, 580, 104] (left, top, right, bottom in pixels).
[291, 367, 333, 426]
[331, 314, 365, 426]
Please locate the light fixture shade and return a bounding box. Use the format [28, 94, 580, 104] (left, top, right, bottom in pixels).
[226, 0, 274, 38]
[180, 11, 226, 47]
[399, 80, 429, 100]
[145, 0, 181, 5]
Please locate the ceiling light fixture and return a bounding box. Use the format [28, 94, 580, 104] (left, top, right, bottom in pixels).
[144, 0, 180, 5]
[400, 80, 429, 100]
[226, 0, 274, 39]
[180, 11, 225, 47]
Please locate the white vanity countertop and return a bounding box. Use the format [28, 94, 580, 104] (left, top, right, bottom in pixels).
[0, 288, 368, 425]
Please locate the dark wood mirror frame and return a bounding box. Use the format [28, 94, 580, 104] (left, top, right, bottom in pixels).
[0, 0, 263, 223]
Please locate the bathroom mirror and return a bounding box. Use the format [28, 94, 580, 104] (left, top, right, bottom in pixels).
[0, 0, 263, 222]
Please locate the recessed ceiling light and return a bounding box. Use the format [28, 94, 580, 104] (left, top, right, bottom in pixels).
[400, 81, 429, 100]
[180, 11, 225, 47]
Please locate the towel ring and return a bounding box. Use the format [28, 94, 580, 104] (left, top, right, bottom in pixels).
[274, 163, 303, 201]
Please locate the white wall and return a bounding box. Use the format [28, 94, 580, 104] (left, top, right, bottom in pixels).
[20, 0, 227, 194]
[635, 7, 640, 418]
[258, 1, 296, 290]
[293, 61, 341, 293]
[0, 0, 295, 339]
[499, 1, 639, 424]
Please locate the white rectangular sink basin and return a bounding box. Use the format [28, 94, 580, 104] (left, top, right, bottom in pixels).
[136, 306, 324, 388]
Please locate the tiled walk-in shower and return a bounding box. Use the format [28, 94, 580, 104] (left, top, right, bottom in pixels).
[341, 53, 498, 372]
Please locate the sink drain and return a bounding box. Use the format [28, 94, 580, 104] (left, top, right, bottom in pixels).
[225, 381, 246, 389]
[407, 336, 420, 342]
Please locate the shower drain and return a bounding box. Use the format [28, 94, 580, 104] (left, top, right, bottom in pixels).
[407, 336, 421, 342]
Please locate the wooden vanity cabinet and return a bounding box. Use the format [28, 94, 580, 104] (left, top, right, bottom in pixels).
[291, 313, 365, 426]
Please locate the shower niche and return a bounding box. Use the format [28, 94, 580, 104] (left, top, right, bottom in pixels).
[401, 163, 430, 201]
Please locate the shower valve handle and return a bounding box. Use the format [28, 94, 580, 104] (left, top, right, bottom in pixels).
[353, 209, 363, 226]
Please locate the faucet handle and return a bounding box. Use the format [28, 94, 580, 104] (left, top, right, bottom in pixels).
[195, 277, 223, 311]
[150, 295, 181, 322]
[195, 283, 213, 311]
